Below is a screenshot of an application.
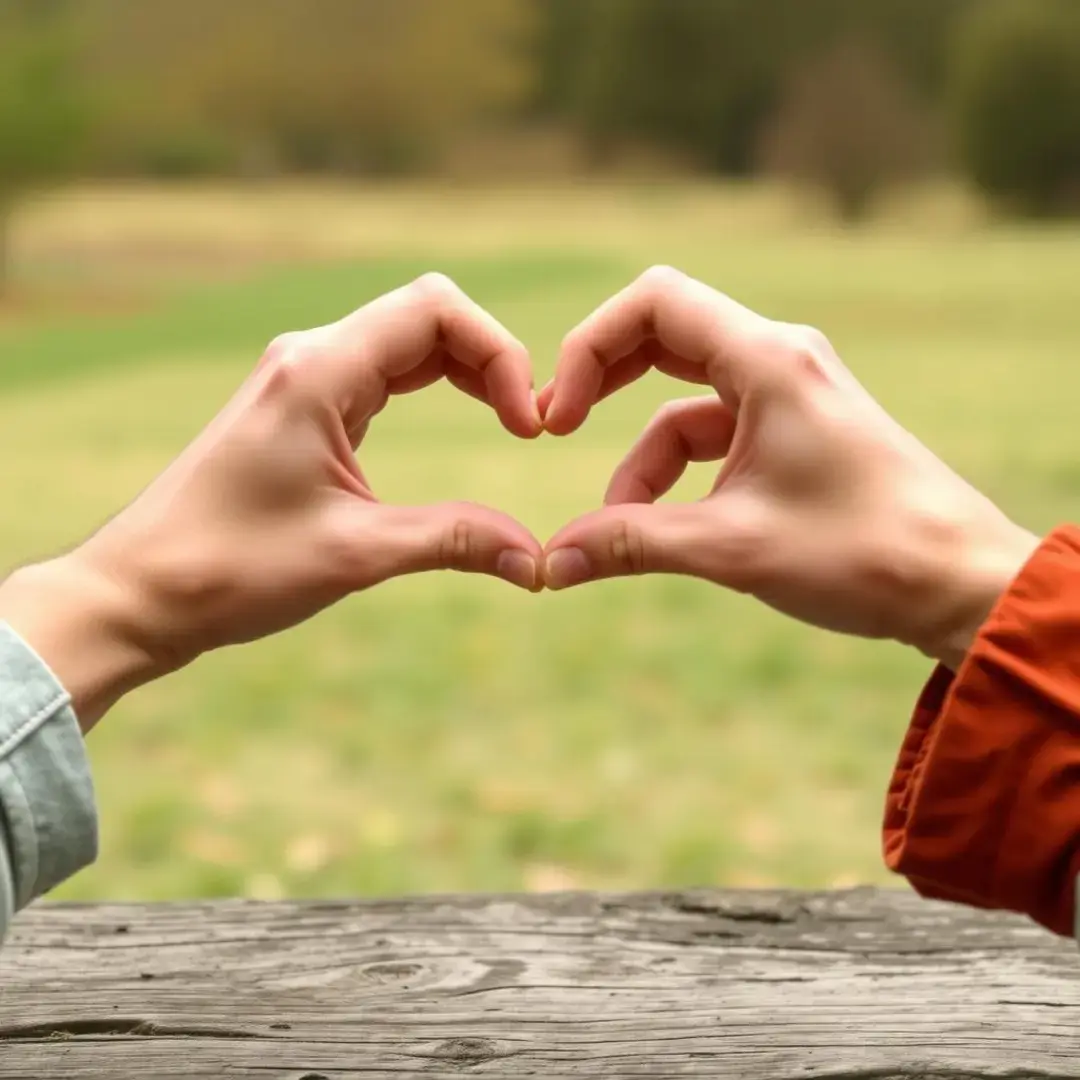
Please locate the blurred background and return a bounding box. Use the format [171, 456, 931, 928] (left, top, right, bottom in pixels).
[1, 0, 1078, 903]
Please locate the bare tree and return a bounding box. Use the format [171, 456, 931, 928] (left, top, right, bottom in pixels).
[759, 35, 931, 223]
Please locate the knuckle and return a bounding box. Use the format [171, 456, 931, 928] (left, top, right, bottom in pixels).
[794, 324, 833, 356]
[560, 326, 586, 356]
[264, 331, 293, 359]
[410, 271, 459, 307]
[751, 322, 835, 395]
[638, 264, 685, 294]
[780, 323, 835, 380]
[263, 331, 307, 367]
[439, 516, 474, 570]
[609, 518, 648, 576]
[259, 332, 324, 406]
[654, 398, 689, 428]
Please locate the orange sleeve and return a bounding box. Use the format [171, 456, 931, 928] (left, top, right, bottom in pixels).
[884, 524, 1080, 938]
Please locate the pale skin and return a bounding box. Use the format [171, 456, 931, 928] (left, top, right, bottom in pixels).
[0, 268, 1040, 739]
[538, 266, 1041, 672]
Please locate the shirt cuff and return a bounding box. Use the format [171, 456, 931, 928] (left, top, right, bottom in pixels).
[884, 525, 1080, 937]
[0, 621, 98, 917]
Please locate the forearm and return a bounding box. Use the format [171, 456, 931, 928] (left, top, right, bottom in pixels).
[0, 552, 163, 735]
[0, 549, 160, 939]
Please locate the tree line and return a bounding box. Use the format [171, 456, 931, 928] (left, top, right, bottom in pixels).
[1, 0, 1079, 232]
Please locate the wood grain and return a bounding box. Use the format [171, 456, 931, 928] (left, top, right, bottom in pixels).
[0, 888, 1076, 1078]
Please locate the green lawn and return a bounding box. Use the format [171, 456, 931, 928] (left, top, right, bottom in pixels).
[2, 183, 1078, 902]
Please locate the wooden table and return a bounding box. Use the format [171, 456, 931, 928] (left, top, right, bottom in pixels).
[1, 888, 1076, 1078]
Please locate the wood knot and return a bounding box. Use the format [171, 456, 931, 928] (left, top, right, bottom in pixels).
[363, 961, 423, 984]
[432, 1037, 500, 1064]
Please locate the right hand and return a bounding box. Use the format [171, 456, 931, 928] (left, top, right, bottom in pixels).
[540, 267, 1040, 670]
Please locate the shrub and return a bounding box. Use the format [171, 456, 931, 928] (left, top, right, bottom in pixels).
[951, 0, 1080, 218]
[0, 4, 86, 287]
[758, 35, 931, 222]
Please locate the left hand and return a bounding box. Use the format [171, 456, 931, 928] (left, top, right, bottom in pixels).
[0, 274, 543, 728]
[538, 267, 1039, 671]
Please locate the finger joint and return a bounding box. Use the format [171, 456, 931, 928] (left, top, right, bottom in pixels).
[410, 272, 460, 310]
[440, 518, 474, 570]
[611, 518, 648, 576]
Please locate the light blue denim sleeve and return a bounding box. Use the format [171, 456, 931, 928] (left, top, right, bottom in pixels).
[0, 622, 97, 943]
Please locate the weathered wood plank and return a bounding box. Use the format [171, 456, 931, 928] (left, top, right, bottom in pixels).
[0, 888, 1076, 1079]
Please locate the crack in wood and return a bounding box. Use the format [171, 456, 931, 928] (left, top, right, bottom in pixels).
[995, 999, 1071, 1008]
[0, 1018, 263, 1041]
[803, 1071, 1072, 1080]
[667, 895, 804, 923]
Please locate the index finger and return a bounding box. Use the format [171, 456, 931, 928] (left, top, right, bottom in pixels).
[544, 266, 772, 435]
[329, 273, 540, 439]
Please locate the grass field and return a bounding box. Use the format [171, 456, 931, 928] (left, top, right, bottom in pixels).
[3, 181, 1079, 903]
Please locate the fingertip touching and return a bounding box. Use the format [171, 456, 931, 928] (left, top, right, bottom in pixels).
[536, 381, 555, 421]
[544, 547, 594, 591]
[499, 397, 544, 441]
[538, 376, 587, 435]
[480, 344, 542, 441]
[391, 272, 541, 441]
[541, 377, 592, 435]
[543, 403, 589, 437]
[496, 549, 542, 592]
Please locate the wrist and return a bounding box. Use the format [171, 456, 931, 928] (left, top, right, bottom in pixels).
[0, 550, 172, 733]
[916, 520, 1041, 673]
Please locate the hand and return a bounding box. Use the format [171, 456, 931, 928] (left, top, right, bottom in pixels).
[0, 274, 543, 729]
[541, 267, 1040, 670]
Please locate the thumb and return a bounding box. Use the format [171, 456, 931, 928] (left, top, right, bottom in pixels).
[543, 501, 759, 591]
[360, 501, 543, 592]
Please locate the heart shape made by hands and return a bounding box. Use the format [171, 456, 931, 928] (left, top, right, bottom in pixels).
[367, 267, 1027, 685]
[65, 267, 1025, 696]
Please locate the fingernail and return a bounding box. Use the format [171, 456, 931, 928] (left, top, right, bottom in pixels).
[496, 550, 538, 591]
[545, 548, 591, 591]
